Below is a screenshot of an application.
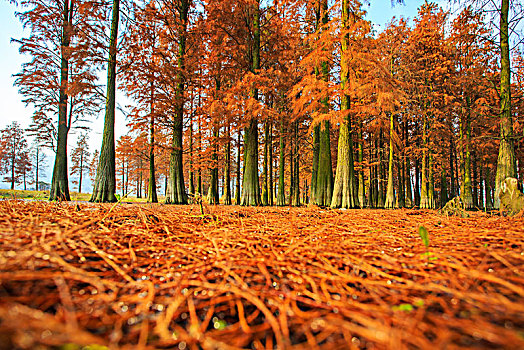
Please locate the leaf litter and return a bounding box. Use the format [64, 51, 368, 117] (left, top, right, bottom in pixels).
[0, 200, 523, 349]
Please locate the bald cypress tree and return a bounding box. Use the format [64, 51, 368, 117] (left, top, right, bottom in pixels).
[331, 0, 359, 209]
[494, 0, 517, 207]
[241, 0, 261, 206]
[91, 0, 120, 203]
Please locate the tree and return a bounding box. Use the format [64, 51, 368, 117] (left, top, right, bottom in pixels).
[0, 122, 30, 190]
[31, 142, 47, 191]
[89, 149, 99, 185]
[313, 0, 333, 207]
[70, 133, 90, 193]
[14, 0, 103, 200]
[494, 0, 517, 207]
[91, 0, 121, 203]
[164, 0, 192, 205]
[239, 0, 262, 206]
[331, 1, 363, 209]
[121, 2, 163, 203]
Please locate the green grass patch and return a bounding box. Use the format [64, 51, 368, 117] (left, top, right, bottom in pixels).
[0, 189, 49, 200]
[0, 189, 157, 203]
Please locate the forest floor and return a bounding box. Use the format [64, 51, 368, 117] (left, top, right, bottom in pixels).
[0, 200, 523, 349]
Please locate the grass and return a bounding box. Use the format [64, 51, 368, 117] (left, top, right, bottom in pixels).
[0, 189, 158, 203]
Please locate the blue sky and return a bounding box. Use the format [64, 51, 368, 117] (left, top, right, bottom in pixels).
[0, 0, 436, 190]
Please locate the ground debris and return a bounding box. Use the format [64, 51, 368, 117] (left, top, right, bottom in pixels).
[439, 196, 469, 217]
[0, 200, 523, 349]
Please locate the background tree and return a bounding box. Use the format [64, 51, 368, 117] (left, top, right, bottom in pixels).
[14, 0, 103, 200]
[70, 133, 91, 193]
[0, 122, 30, 190]
[31, 142, 47, 191]
[88, 149, 100, 185]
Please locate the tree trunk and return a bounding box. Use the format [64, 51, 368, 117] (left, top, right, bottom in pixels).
[377, 131, 385, 208]
[35, 147, 39, 191]
[495, 0, 517, 208]
[485, 166, 493, 210]
[90, 0, 119, 203]
[198, 112, 202, 195]
[276, 118, 286, 206]
[235, 129, 241, 205]
[122, 157, 125, 196]
[461, 111, 473, 209]
[331, 2, 357, 209]
[241, 119, 261, 205]
[189, 103, 195, 194]
[289, 128, 294, 206]
[384, 113, 395, 208]
[420, 117, 432, 209]
[262, 121, 269, 205]
[137, 162, 142, 198]
[315, 121, 333, 206]
[358, 121, 365, 207]
[224, 123, 232, 205]
[405, 154, 413, 207]
[428, 153, 435, 208]
[209, 122, 219, 205]
[331, 115, 358, 208]
[370, 135, 378, 207]
[50, 0, 73, 201]
[414, 157, 420, 207]
[292, 121, 300, 206]
[78, 152, 83, 193]
[449, 134, 455, 198]
[10, 149, 15, 190]
[479, 161, 484, 209]
[472, 151, 478, 207]
[268, 120, 274, 206]
[440, 167, 447, 208]
[240, 1, 261, 206]
[148, 87, 158, 203]
[166, 0, 190, 205]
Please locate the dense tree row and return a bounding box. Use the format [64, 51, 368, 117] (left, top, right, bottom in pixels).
[0, 121, 92, 192]
[11, 0, 524, 208]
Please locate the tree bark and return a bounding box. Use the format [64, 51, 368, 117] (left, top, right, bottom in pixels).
[224, 123, 232, 205]
[166, 0, 190, 205]
[311, 125, 320, 203]
[35, 147, 39, 191]
[485, 166, 493, 210]
[292, 121, 300, 206]
[209, 122, 219, 205]
[358, 121, 365, 207]
[494, 0, 517, 208]
[78, 152, 83, 193]
[240, 1, 261, 206]
[268, 120, 274, 206]
[90, 0, 119, 203]
[189, 98, 195, 195]
[241, 119, 261, 205]
[449, 134, 455, 198]
[460, 108, 473, 209]
[50, 0, 73, 201]
[315, 120, 333, 206]
[384, 113, 395, 208]
[420, 117, 432, 209]
[262, 121, 269, 205]
[331, 1, 358, 209]
[276, 118, 286, 206]
[235, 128, 241, 205]
[148, 85, 158, 203]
